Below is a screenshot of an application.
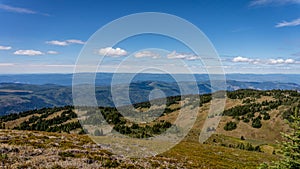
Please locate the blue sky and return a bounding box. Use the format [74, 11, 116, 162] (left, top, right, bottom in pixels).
[0, 0, 300, 74]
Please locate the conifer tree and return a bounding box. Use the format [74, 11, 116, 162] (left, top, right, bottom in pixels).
[260, 107, 300, 168]
[273, 108, 300, 168]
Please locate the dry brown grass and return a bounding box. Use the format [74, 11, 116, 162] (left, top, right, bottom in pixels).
[0, 129, 279, 169]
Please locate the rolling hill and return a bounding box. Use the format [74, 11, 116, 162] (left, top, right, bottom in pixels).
[1, 89, 299, 168]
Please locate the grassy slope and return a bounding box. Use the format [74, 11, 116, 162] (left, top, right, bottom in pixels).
[163, 141, 278, 169]
[0, 129, 278, 169]
[215, 97, 290, 143]
[1, 89, 297, 168]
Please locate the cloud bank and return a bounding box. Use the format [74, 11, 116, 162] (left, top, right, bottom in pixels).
[232, 56, 297, 65]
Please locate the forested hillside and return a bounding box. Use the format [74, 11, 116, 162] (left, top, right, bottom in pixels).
[1, 89, 299, 168]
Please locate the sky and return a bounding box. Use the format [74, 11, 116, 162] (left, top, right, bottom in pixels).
[0, 0, 300, 74]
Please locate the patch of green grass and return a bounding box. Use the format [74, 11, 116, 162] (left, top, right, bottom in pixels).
[162, 141, 279, 169]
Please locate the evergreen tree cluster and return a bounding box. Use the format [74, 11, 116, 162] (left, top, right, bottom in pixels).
[283, 104, 300, 122]
[235, 143, 261, 152]
[113, 120, 173, 138]
[0, 106, 72, 122]
[13, 107, 81, 133]
[220, 142, 261, 152]
[80, 106, 175, 138]
[224, 121, 237, 131]
[252, 116, 262, 128]
[223, 89, 300, 129]
[227, 89, 299, 100]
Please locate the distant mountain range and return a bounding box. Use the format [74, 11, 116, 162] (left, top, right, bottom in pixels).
[1, 73, 300, 86]
[0, 80, 300, 115]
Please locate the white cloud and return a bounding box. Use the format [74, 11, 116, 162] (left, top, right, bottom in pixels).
[14, 50, 44, 56]
[268, 58, 296, 64]
[233, 56, 262, 64]
[0, 4, 49, 16]
[98, 47, 127, 57]
[167, 51, 200, 60]
[0, 4, 36, 14]
[0, 45, 12, 50]
[47, 50, 58, 54]
[269, 59, 285, 64]
[232, 56, 298, 65]
[0, 63, 14, 66]
[46, 39, 85, 46]
[285, 59, 295, 64]
[232, 56, 254, 63]
[249, 1, 300, 28]
[250, 0, 300, 6]
[66, 39, 85, 45]
[46, 40, 68, 46]
[167, 51, 186, 59]
[275, 18, 300, 28]
[134, 51, 160, 59]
